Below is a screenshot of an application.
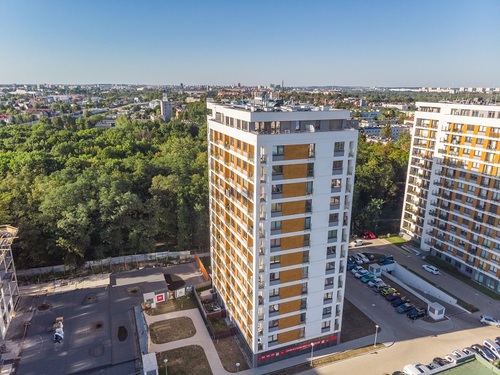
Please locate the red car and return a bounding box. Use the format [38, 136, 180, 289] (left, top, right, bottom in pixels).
[363, 231, 376, 239]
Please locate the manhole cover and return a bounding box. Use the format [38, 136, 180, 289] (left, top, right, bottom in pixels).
[127, 287, 141, 296]
[118, 326, 128, 342]
[89, 344, 104, 357]
[83, 293, 97, 305]
[38, 303, 50, 311]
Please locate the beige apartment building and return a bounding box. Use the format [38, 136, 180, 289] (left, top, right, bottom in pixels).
[401, 102, 500, 293]
[207, 100, 358, 366]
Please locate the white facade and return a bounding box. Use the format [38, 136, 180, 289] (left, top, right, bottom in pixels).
[207, 101, 358, 366]
[401, 102, 500, 292]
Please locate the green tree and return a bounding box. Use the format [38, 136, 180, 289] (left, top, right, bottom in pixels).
[380, 122, 392, 139]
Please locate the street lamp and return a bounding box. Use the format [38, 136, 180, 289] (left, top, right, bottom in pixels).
[310, 342, 314, 367]
[374, 324, 379, 347]
[163, 358, 168, 375]
[236, 362, 240, 374]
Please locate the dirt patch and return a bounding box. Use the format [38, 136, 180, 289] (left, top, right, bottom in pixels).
[164, 274, 185, 290]
[340, 298, 377, 343]
[118, 326, 128, 341]
[213, 336, 250, 372]
[157, 345, 212, 375]
[37, 303, 50, 311]
[145, 296, 197, 315]
[150, 317, 196, 344]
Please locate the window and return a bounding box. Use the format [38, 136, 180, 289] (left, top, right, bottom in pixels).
[302, 266, 309, 278]
[271, 203, 282, 213]
[269, 319, 279, 329]
[333, 160, 343, 173]
[324, 277, 334, 287]
[334, 141, 345, 154]
[270, 255, 280, 265]
[272, 184, 282, 194]
[272, 145, 284, 156]
[322, 306, 332, 317]
[326, 246, 336, 257]
[270, 288, 279, 297]
[306, 181, 313, 194]
[270, 272, 280, 282]
[330, 196, 341, 209]
[271, 221, 281, 231]
[301, 282, 308, 294]
[300, 298, 307, 309]
[270, 238, 281, 248]
[324, 292, 333, 301]
[268, 334, 278, 343]
[326, 262, 335, 273]
[307, 163, 314, 177]
[272, 165, 283, 175]
[328, 230, 338, 240]
[304, 233, 310, 247]
[308, 143, 315, 158]
[305, 199, 312, 213]
[304, 217, 311, 230]
[322, 320, 331, 331]
[329, 213, 339, 225]
[331, 179, 342, 191]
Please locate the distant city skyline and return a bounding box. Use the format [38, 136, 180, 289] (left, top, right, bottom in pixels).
[1, 0, 500, 87]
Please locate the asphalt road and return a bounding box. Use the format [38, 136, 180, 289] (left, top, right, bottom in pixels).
[310, 238, 500, 374]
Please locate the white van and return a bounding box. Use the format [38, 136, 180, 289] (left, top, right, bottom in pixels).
[483, 339, 500, 359]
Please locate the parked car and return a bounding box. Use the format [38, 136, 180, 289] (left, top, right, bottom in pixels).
[378, 255, 393, 264]
[391, 297, 410, 307]
[380, 287, 397, 296]
[368, 278, 383, 287]
[462, 347, 478, 356]
[355, 269, 369, 279]
[422, 264, 440, 275]
[407, 307, 427, 320]
[353, 254, 365, 265]
[361, 274, 376, 283]
[471, 344, 497, 362]
[363, 231, 376, 239]
[347, 262, 357, 271]
[432, 357, 450, 366]
[396, 303, 415, 314]
[362, 252, 375, 261]
[356, 253, 370, 263]
[480, 315, 500, 327]
[385, 292, 401, 301]
[350, 239, 365, 247]
[351, 266, 364, 275]
[383, 258, 395, 265]
[374, 283, 390, 292]
[483, 339, 500, 359]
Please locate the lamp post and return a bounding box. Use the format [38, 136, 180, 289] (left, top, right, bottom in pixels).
[310, 342, 314, 367]
[374, 324, 379, 347]
[236, 362, 240, 374]
[163, 358, 168, 375]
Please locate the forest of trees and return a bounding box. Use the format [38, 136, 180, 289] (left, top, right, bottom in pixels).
[0, 98, 410, 269]
[0, 111, 208, 269]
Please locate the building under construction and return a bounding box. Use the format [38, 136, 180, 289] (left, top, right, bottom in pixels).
[0, 225, 19, 341]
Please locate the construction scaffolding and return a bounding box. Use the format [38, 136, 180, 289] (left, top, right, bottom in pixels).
[0, 225, 19, 341]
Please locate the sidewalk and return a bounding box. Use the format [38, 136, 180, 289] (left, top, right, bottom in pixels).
[143, 306, 392, 375]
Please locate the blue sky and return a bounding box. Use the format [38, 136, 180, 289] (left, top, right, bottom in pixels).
[1, 0, 499, 87]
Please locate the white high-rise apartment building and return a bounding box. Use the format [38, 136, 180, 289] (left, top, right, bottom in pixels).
[401, 102, 500, 293]
[207, 100, 358, 366]
[0, 225, 19, 341]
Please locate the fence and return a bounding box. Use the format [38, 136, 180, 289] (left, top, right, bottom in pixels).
[16, 250, 192, 277]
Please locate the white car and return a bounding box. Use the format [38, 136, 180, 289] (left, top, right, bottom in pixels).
[350, 239, 365, 247]
[368, 277, 383, 287]
[356, 253, 369, 263]
[355, 269, 369, 279]
[480, 315, 500, 327]
[422, 264, 440, 275]
[351, 266, 364, 275]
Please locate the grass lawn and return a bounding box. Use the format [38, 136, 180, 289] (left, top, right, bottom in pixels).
[385, 236, 407, 247]
[213, 336, 250, 372]
[150, 317, 196, 344]
[146, 295, 198, 315]
[157, 345, 212, 375]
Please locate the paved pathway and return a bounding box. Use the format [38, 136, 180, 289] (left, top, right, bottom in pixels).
[144, 308, 228, 375]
